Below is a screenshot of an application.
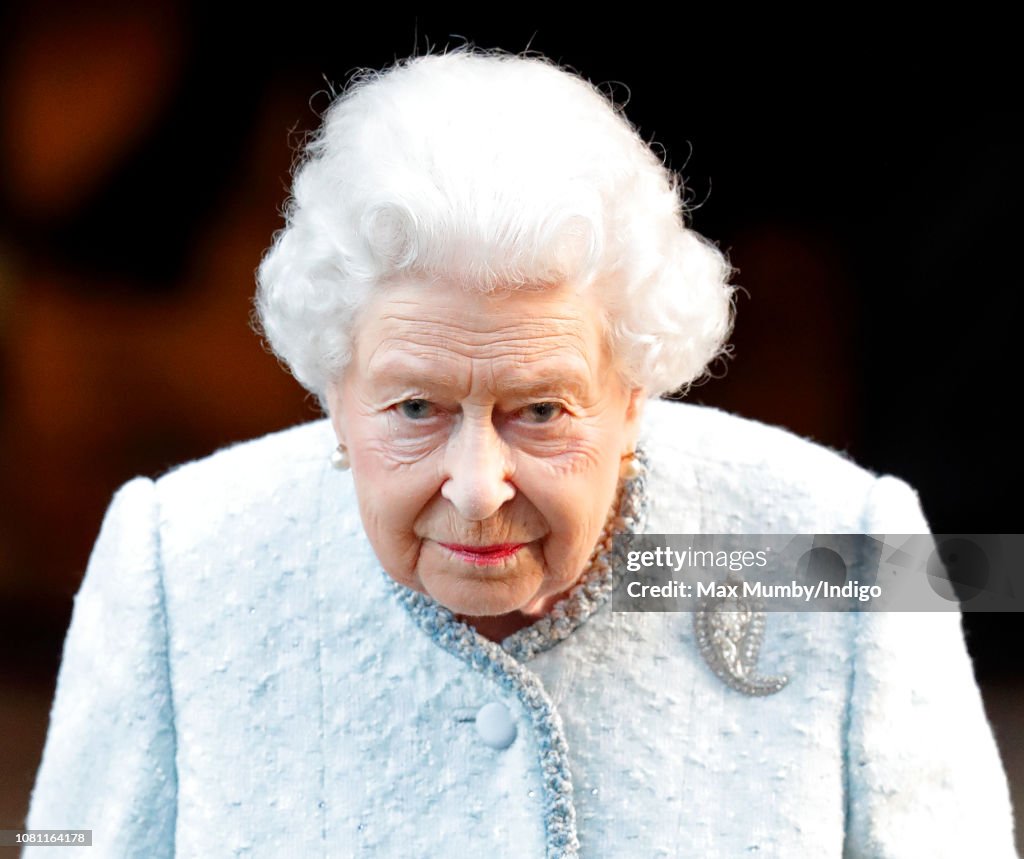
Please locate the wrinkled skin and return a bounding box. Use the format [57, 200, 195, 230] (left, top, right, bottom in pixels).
[327, 279, 645, 641]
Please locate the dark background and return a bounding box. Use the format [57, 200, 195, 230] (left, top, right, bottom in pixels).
[1, 3, 1019, 845]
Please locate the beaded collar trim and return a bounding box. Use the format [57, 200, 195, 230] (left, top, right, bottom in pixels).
[390, 587, 581, 857]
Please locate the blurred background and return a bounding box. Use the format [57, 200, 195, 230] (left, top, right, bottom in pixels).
[0, 3, 1019, 849]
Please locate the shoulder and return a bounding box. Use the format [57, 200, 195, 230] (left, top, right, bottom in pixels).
[152, 417, 339, 546]
[157, 417, 334, 485]
[156, 417, 334, 490]
[638, 399, 915, 531]
[640, 398, 870, 480]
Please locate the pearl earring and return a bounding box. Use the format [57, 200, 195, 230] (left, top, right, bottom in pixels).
[330, 444, 350, 471]
[619, 449, 641, 479]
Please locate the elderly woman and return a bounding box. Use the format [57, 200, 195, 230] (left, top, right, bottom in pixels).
[24, 49, 1016, 857]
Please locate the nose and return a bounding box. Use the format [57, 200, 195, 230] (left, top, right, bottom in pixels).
[441, 414, 516, 521]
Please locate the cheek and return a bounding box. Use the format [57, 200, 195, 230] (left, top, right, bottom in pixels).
[523, 457, 620, 551]
[353, 455, 435, 531]
[350, 475, 433, 590]
[347, 436, 442, 571]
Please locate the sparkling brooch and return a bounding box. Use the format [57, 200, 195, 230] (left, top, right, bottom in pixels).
[694, 574, 789, 696]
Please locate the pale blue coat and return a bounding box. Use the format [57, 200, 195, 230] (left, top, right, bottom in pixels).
[23, 400, 1018, 857]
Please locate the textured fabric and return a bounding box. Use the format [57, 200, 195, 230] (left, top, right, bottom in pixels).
[23, 399, 1018, 857]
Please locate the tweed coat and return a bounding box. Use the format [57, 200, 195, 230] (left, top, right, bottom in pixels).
[23, 399, 1017, 857]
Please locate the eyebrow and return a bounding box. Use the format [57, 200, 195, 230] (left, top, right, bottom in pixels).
[498, 373, 590, 400]
[365, 357, 460, 391]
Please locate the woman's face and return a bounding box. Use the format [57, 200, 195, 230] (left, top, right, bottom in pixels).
[326, 279, 644, 625]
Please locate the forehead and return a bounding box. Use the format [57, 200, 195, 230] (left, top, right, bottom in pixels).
[353, 281, 608, 376]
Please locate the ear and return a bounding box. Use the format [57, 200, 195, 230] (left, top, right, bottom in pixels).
[622, 387, 647, 454]
[324, 378, 349, 448]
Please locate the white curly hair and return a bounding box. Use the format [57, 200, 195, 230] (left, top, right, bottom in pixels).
[252, 46, 735, 412]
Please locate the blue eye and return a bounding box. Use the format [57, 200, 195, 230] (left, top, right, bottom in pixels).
[398, 399, 435, 420]
[521, 403, 563, 424]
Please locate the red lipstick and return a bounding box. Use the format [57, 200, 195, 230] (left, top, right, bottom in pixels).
[438, 542, 525, 566]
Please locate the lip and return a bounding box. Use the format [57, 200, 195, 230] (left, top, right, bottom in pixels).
[437, 542, 526, 566]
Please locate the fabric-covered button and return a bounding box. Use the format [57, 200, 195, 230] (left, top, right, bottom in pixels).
[475, 702, 517, 749]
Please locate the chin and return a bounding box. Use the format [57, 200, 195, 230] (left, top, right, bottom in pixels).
[423, 570, 539, 618]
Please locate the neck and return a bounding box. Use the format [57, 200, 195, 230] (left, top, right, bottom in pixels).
[459, 611, 537, 643]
